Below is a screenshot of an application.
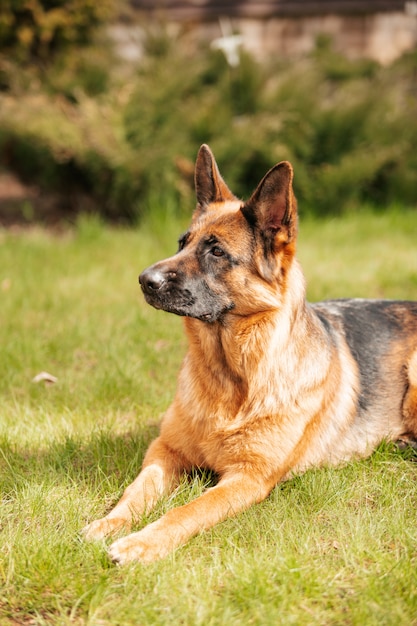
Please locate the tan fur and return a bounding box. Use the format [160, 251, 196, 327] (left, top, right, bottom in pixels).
[403, 350, 417, 435]
[83, 145, 417, 564]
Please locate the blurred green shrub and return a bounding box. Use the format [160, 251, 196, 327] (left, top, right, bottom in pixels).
[0, 0, 115, 61]
[0, 26, 417, 221]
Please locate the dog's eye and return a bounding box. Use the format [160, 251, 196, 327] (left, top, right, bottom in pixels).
[178, 234, 188, 252]
[211, 246, 224, 257]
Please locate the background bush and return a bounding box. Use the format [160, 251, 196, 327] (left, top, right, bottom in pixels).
[0, 0, 115, 61]
[0, 15, 417, 222]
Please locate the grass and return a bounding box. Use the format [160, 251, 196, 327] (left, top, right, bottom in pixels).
[0, 207, 417, 625]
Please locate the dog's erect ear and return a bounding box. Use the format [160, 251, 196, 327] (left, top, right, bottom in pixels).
[195, 144, 236, 208]
[241, 161, 297, 245]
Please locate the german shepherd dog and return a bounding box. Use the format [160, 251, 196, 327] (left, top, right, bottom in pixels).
[84, 145, 417, 564]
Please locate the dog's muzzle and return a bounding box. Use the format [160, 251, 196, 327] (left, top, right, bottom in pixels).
[139, 264, 192, 314]
[139, 263, 233, 322]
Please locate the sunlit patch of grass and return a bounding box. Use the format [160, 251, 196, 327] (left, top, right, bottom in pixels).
[299, 206, 417, 301]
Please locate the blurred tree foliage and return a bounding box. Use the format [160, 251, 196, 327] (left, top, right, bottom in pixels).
[0, 17, 417, 222]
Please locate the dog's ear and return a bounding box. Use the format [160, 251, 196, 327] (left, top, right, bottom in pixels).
[195, 144, 236, 208]
[241, 161, 297, 246]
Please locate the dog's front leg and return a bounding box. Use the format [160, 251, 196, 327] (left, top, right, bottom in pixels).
[83, 437, 185, 541]
[108, 472, 273, 564]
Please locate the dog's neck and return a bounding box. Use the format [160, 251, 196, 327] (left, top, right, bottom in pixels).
[183, 258, 308, 385]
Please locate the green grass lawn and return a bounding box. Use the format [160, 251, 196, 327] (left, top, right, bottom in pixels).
[0, 208, 417, 625]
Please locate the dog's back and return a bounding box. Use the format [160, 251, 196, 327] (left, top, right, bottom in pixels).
[306, 298, 417, 466]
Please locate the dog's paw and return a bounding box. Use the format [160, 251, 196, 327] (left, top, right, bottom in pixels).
[108, 526, 169, 565]
[82, 516, 130, 541]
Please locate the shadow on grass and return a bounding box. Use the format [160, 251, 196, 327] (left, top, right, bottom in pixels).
[0, 424, 221, 501]
[0, 426, 158, 494]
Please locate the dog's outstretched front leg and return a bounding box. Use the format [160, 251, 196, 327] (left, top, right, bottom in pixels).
[83, 437, 184, 541]
[108, 472, 274, 564]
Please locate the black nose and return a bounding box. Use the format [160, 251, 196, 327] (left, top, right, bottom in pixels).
[139, 267, 166, 292]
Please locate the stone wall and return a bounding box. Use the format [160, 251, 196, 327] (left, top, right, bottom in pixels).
[112, 2, 417, 65]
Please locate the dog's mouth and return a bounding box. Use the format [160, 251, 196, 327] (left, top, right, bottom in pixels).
[142, 288, 221, 322]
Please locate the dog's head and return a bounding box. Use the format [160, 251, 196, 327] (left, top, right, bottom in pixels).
[139, 144, 298, 322]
